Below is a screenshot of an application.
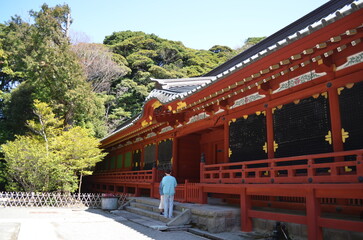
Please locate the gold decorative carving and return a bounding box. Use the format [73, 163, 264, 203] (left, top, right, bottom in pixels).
[152, 101, 162, 109]
[273, 141, 278, 152]
[325, 131, 332, 145]
[177, 101, 187, 110]
[263, 142, 268, 153]
[341, 128, 349, 143]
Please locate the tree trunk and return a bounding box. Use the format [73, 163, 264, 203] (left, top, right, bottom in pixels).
[78, 172, 83, 195]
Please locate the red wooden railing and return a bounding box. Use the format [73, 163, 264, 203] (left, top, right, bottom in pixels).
[86, 150, 363, 239]
[174, 180, 203, 203]
[88, 168, 156, 183]
[200, 149, 363, 184]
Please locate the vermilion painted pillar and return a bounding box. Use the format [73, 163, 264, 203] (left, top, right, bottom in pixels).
[172, 137, 178, 177]
[265, 107, 275, 159]
[224, 121, 229, 163]
[328, 87, 343, 153]
[240, 187, 252, 232]
[306, 187, 323, 240]
[200, 162, 205, 183]
[199, 162, 207, 204]
[150, 167, 157, 198]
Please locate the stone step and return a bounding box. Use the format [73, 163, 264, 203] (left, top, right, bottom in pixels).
[132, 197, 160, 207]
[129, 202, 182, 216]
[125, 206, 170, 223]
[126, 197, 241, 234]
[130, 202, 161, 213]
[132, 197, 186, 212]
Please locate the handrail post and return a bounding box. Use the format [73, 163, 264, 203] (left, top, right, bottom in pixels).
[200, 162, 205, 183]
[270, 160, 275, 182]
[307, 157, 314, 181]
[150, 167, 157, 199]
[200, 153, 205, 183]
[184, 179, 188, 202]
[152, 167, 157, 183]
[357, 153, 363, 183]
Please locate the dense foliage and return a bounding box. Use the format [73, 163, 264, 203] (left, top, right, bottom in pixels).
[1, 100, 106, 192]
[101, 31, 238, 127]
[0, 3, 264, 192]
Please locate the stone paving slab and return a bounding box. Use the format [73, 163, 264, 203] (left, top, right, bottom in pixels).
[110, 209, 254, 240]
[0, 208, 211, 240]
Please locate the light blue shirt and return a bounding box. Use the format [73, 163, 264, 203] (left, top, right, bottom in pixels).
[161, 175, 177, 196]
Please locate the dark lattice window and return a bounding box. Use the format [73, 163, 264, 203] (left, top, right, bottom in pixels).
[117, 155, 123, 168]
[124, 152, 132, 168]
[339, 81, 363, 151]
[158, 139, 173, 171]
[103, 157, 110, 170]
[133, 150, 141, 171]
[229, 113, 267, 162]
[273, 94, 333, 158]
[110, 156, 116, 169]
[144, 144, 156, 170]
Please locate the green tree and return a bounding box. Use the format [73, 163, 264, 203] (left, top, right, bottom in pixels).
[0, 4, 106, 139]
[1, 135, 53, 191]
[71, 43, 130, 93]
[235, 37, 266, 54]
[102, 31, 234, 131]
[53, 126, 106, 193]
[1, 100, 106, 192]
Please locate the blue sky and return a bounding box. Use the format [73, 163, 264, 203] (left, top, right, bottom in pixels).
[1, 0, 329, 50]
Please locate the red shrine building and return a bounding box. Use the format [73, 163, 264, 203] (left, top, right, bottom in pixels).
[85, 0, 363, 239]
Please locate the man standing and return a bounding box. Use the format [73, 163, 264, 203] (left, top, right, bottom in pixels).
[160, 170, 177, 218]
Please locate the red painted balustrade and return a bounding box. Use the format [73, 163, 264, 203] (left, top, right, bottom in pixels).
[200, 149, 363, 184]
[88, 168, 156, 183]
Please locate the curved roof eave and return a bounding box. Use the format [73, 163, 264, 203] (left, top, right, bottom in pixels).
[101, 0, 363, 143]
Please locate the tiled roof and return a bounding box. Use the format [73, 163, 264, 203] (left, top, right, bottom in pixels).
[146, 76, 216, 102]
[205, 0, 360, 77]
[142, 0, 362, 105]
[103, 0, 363, 141]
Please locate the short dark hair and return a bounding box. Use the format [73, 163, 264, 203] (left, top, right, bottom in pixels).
[165, 169, 172, 174]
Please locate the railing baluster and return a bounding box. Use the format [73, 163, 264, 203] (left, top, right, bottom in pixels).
[200, 149, 362, 184]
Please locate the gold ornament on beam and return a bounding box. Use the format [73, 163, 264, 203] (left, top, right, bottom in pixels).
[141, 120, 150, 127]
[341, 128, 349, 143]
[321, 92, 328, 99]
[337, 87, 344, 95]
[345, 166, 352, 172]
[152, 101, 162, 109]
[263, 142, 268, 153]
[273, 141, 278, 152]
[325, 131, 332, 145]
[229, 118, 236, 126]
[346, 83, 354, 89]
